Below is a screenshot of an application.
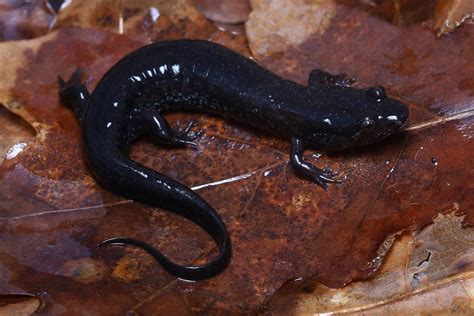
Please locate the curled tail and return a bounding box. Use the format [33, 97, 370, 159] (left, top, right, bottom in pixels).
[94, 155, 232, 281]
[58, 69, 231, 281]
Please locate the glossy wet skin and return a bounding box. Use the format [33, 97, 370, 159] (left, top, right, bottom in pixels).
[301, 85, 409, 150]
[58, 40, 409, 281]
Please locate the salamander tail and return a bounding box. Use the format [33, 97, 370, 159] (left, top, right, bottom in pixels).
[98, 234, 231, 281]
[94, 156, 232, 281]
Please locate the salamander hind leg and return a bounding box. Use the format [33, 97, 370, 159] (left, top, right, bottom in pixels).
[172, 120, 203, 147]
[58, 67, 90, 121]
[308, 69, 356, 88]
[127, 110, 201, 147]
[290, 137, 340, 190]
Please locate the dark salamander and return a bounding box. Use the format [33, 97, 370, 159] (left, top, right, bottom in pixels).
[58, 40, 408, 281]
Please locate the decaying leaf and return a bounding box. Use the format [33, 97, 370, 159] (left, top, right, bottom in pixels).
[0, 294, 41, 315]
[247, 0, 337, 56]
[266, 210, 474, 314]
[54, 0, 210, 40]
[0, 0, 473, 314]
[333, 0, 473, 37]
[432, 0, 474, 36]
[0, 0, 55, 41]
[190, 0, 250, 24]
[369, 0, 438, 26]
[53, 0, 250, 54]
[0, 107, 35, 162]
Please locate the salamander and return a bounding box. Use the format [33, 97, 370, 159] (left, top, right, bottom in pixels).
[58, 39, 409, 281]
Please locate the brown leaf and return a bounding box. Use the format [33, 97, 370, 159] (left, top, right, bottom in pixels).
[247, 0, 474, 289]
[369, 0, 438, 26]
[0, 0, 55, 41]
[0, 294, 41, 315]
[325, 0, 474, 37]
[247, 0, 337, 56]
[432, 0, 474, 36]
[0, 107, 35, 162]
[54, 0, 213, 40]
[266, 211, 474, 314]
[0, 0, 473, 314]
[190, 0, 250, 24]
[54, 0, 250, 53]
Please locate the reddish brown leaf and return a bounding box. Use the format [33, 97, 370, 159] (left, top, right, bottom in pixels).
[247, 0, 474, 289]
[432, 0, 474, 36]
[370, 0, 438, 26]
[190, 0, 250, 24]
[53, 0, 250, 54]
[0, 1, 473, 314]
[0, 294, 41, 315]
[0, 0, 55, 41]
[266, 211, 474, 314]
[334, 0, 474, 36]
[0, 106, 35, 162]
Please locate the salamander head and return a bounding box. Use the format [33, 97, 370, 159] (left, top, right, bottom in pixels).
[304, 85, 409, 150]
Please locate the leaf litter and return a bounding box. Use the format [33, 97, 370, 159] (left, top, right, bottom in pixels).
[0, 0, 473, 314]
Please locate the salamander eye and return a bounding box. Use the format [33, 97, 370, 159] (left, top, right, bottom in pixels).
[367, 86, 386, 99]
[360, 117, 376, 131]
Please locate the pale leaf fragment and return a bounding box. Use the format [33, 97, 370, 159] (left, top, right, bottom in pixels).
[0, 294, 41, 316]
[246, 0, 337, 57]
[267, 209, 474, 315]
[432, 0, 474, 36]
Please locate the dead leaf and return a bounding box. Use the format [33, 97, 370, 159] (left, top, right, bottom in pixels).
[0, 106, 35, 162]
[53, 0, 250, 53]
[0, 0, 473, 314]
[190, 0, 250, 24]
[0, 0, 55, 41]
[247, 0, 474, 291]
[331, 0, 474, 37]
[432, 0, 474, 36]
[247, 0, 337, 56]
[0, 294, 41, 315]
[369, 0, 438, 26]
[266, 211, 474, 315]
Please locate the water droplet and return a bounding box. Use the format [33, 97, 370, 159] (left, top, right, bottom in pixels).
[150, 7, 160, 22]
[6, 142, 27, 160]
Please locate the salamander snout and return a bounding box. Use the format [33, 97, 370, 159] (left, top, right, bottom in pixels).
[384, 100, 409, 131]
[349, 94, 409, 147]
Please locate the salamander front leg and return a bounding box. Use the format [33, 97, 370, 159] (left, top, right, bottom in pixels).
[127, 110, 201, 147]
[290, 137, 340, 190]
